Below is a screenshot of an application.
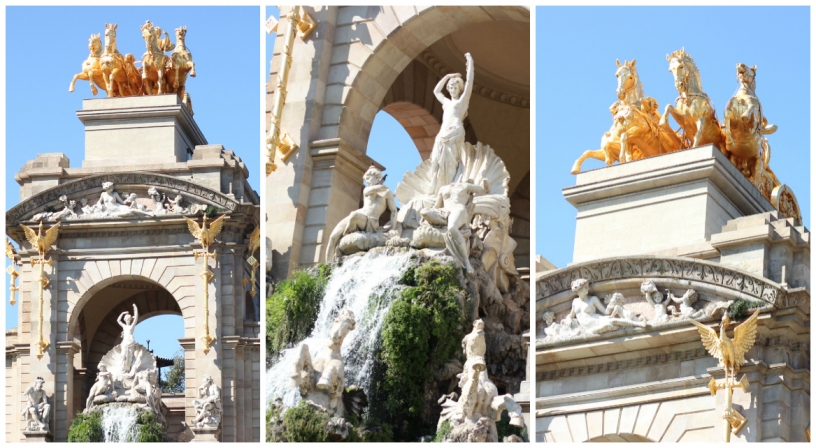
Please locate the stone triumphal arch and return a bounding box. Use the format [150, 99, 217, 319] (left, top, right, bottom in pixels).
[6, 96, 261, 442]
[266, 6, 530, 279]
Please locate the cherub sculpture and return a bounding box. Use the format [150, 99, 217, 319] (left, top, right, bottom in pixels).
[642, 280, 671, 323]
[604, 293, 643, 322]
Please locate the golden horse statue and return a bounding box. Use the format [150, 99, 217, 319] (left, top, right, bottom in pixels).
[165, 26, 196, 110]
[99, 23, 142, 97]
[571, 59, 682, 173]
[69, 34, 106, 96]
[661, 48, 725, 151]
[140, 20, 169, 95]
[723, 63, 778, 187]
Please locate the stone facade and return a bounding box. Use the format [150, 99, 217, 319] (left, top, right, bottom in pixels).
[5, 95, 261, 442]
[266, 6, 530, 280]
[536, 149, 810, 442]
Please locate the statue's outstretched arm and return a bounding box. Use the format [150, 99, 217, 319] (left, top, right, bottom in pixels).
[117, 312, 126, 326]
[462, 53, 475, 105]
[132, 304, 139, 324]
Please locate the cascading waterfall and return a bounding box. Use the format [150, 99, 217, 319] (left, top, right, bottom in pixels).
[266, 250, 416, 407]
[100, 404, 141, 442]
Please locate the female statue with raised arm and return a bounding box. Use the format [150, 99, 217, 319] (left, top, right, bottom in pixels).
[429, 52, 475, 194]
[117, 304, 139, 373]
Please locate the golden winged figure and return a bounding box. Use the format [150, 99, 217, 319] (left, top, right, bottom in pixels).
[689, 308, 761, 379]
[20, 221, 61, 256]
[247, 226, 261, 255]
[5, 237, 18, 262]
[184, 214, 226, 249]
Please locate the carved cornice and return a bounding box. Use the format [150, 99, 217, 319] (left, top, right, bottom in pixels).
[6, 172, 254, 224]
[418, 49, 530, 108]
[537, 348, 710, 382]
[537, 256, 784, 306]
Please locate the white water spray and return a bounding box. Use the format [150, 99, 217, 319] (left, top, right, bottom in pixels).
[101, 404, 141, 442]
[266, 250, 416, 407]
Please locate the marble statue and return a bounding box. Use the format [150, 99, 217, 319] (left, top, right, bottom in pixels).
[69, 33, 106, 96]
[22, 377, 50, 432]
[117, 304, 139, 374]
[437, 319, 524, 442]
[661, 48, 724, 151]
[541, 311, 579, 339]
[428, 52, 474, 195]
[723, 63, 777, 188]
[326, 166, 397, 262]
[604, 292, 644, 322]
[191, 375, 222, 429]
[420, 179, 489, 273]
[86, 363, 116, 409]
[85, 305, 164, 422]
[290, 309, 357, 416]
[568, 279, 646, 335]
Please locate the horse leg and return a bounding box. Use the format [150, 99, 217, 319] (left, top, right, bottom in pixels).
[619, 132, 630, 163]
[693, 116, 706, 148]
[174, 66, 180, 90]
[69, 73, 87, 92]
[660, 104, 676, 127]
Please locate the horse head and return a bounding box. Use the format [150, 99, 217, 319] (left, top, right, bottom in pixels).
[176, 25, 187, 42]
[736, 63, 757, 93]
[667, 47, 703, 95]
[88, 33, 102, 55]
[615, 59, 641, 103]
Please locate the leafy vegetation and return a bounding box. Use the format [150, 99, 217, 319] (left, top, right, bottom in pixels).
[727, 299, 764, 320]
[67, 407, 164, 442]
[266, 265, 331, 356]
[267, 401, 394, 442]
[135, 409, 164, 442]
[159, 349, 185, 394]
[67, 411, 103, 442]
[432, 420, 452, 442]
[204, 205, 226, 218]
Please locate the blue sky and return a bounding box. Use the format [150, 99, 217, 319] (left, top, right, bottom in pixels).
[265, 6, 419, 202]
[4, 6, 261, 360]
[537, 6, 810, 268]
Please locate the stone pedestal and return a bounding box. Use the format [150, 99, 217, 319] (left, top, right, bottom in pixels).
[190, 426, 220, 443]
[23, 430, 53, 443]
[564, 145, 776, 263]
[76, 95, 207, 168]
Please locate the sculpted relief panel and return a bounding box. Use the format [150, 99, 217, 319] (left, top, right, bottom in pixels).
[7, 172, 250, 224]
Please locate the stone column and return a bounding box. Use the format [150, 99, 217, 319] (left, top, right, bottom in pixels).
[178, 337, 196, 443]
[266, 6, 339, 279]
[54, 341, 80, 441]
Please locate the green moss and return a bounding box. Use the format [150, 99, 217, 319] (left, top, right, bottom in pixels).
[377, 260, 466, 441]
[496, 410, 526, 441]
[266, 265, 331, 356]
[67, 411, 103, 442]
[432, 420, 452, 442]
[727, 299, 763, 320]
[281, 401, 331, 442]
